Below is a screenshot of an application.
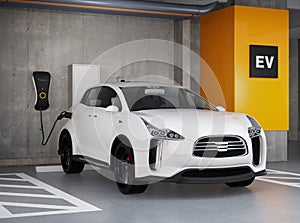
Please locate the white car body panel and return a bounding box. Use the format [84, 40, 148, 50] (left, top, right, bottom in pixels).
[58, 82, 267, 182]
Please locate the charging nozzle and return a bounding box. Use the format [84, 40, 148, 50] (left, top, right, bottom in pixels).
[57, 111, 72, 120]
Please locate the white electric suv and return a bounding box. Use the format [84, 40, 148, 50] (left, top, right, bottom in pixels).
[58, 82, 267, 194]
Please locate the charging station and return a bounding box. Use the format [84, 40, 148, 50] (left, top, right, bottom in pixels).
[32, 71, 51, 111]
[32, 64, 101, 146]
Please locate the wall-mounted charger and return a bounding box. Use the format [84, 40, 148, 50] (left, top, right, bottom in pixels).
[32, 71, 51, 111]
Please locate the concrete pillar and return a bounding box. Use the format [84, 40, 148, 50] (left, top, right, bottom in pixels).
[174, 18, 200, 92]
[219, 0, 287, 9]
[174, 20, 183, 86]
[289, 39, 299, 141]
[234, 0, 287, 9]
[190, 18, 201, 93]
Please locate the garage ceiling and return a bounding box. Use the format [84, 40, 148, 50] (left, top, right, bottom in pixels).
[144, 0, 228, 6]
[1, 0, 221, 19]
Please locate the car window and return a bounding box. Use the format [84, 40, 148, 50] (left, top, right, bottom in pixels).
[81, 87, 101, 106]
[120, 86, 216, 111]
[81, 87, 122, 111]
[97, 87, 122, 111]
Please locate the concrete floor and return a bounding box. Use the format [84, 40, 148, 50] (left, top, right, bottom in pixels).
[1, 141, 300, 223]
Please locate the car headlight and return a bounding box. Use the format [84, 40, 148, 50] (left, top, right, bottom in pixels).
[246, 115, 261, 128]
[141, 118, 184, 140]
[246, 115, 261, 138]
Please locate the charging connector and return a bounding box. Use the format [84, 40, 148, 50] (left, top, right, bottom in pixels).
[40, 110, 72, 146]
[57, 111, 72, 120]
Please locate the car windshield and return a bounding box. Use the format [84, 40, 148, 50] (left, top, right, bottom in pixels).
[120, 86, 217, 111]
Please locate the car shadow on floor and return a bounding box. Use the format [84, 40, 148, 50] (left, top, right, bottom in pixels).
[82, 170, 266, 200]
[137, 181, 263, 200]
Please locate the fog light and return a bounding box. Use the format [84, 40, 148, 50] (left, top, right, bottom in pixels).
[248, 127, 261, 138]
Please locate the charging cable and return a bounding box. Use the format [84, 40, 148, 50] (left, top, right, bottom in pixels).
[40, 110, 72, 146]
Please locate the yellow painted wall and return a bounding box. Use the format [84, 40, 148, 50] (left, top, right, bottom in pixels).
[234, 6, 289, 130]
[200, 6, 289, 130]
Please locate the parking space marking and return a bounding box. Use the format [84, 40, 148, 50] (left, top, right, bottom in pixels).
[257, 169, 300, 189]
[0, 204, 11, 216]
[0, 184, 42, 189]
[0, 192, 59, 198]
[0, 178, 25, 182]
[0, 173, 101, 219]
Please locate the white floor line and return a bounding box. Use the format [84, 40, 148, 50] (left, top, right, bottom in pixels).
[0, 173, 21, 177]
[0, 202, 76, 210]
[35, 165, 63, 173]
[260, 176, 300, 180]
[267, 169, 300, 177]
[257, 169, 300, 189]
[0, 192, 58, 199]
[0, 177, 26, 182]
[0, 204, 11, 216]
[257, 178, 300, 189]
[2, 208, 98, 219]
[35, 165, 100, 173]
[0, 173, 102, 219]
[0, 184, 42, 189]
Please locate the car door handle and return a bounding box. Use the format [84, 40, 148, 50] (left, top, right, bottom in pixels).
[88, 114, 92, 117]
[94, 115, 98, 118]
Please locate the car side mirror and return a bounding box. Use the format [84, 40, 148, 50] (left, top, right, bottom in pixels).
[105, 105, 119, 112]
[216, 106, 226, 112]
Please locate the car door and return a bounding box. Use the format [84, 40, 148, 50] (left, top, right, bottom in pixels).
[73, 87, 103, 159]
[92, 86, 122, 163]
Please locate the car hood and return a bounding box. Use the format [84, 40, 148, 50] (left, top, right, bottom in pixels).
[133, 109, 251, 141]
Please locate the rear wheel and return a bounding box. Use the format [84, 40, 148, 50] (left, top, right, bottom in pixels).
[225, 177, 255, 187]
[60, 133, 85, 174]
[112, 143, 148, 194]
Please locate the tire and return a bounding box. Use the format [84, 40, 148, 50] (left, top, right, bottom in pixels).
[225, 177, 255, 187]
[60, 133, 85, 174]
[112, 143, 148, 194]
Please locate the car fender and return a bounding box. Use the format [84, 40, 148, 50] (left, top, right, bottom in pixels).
[57, 120, 80, 156]
[108, 112, 151, 163]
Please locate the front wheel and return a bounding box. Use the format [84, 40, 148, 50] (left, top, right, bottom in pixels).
[60, 133, 85, 174]
[112, 143, 148, 194]
[225, 177, 255, 187]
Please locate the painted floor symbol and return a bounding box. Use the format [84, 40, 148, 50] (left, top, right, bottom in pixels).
[257, 169, 300, 189]
[0, 173, 101, 219]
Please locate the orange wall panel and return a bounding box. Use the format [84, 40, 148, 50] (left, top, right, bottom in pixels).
[200, 7, 234, 111]
[200, 6, 289, 130]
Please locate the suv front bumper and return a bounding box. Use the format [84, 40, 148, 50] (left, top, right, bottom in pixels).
[163, 167, 266, 184]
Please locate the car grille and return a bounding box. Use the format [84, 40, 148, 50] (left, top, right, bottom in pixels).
[193, 136, 247, 158]
[182, 167, 252, 178]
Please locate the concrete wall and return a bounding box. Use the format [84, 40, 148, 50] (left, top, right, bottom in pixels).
[174, 18, 200, 92]
[265, 131, 288, 162]
[289, 10, 300, 141]
[0, 1, 294, 165]
[0, 7, 174, 165]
